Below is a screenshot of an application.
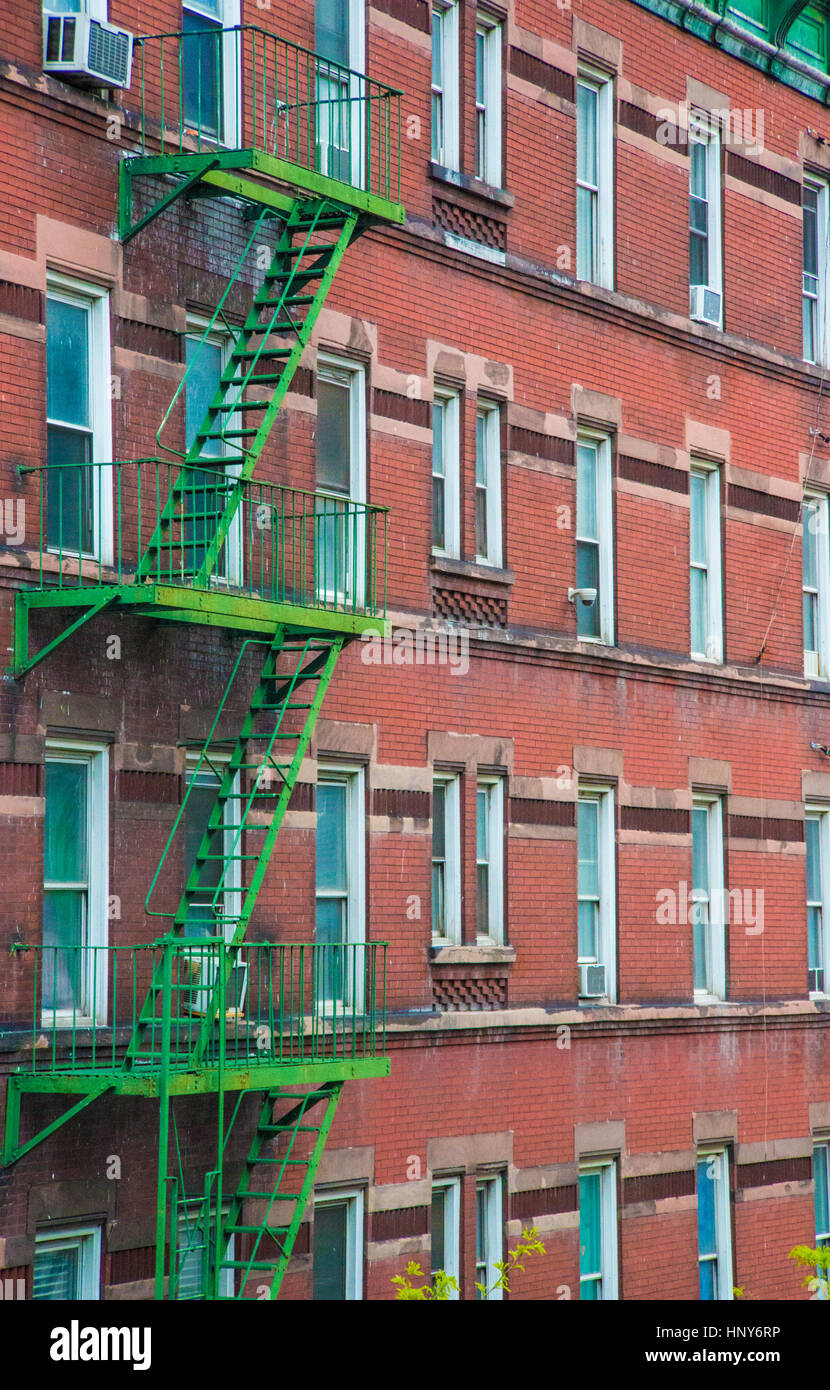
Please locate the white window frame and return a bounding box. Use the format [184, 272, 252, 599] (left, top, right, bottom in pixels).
[33, 1224, 102, 1301]
[475, 400, 502, 568]
[315, 763, 366, 1011]
[44, 0, 108, 17]
[577, 784, 617, 1002]
[476, 775, 504, 945]
[313, 1187, 364, 1300]
[432, 387, 461, 558]
[430, 1175, 461, 1297]
[185, 313, 243, 588]
[431, 1, 460, 170]
[46, 272, 113, 567]
[578, 1159, 618, 1300]
[42, 738, 109, 1027]
[803, 175, 829, 366]
[576, 67, 614, 289]
[475, 1174, 503, 1300]
[576, 431, 614, 645]
[474, 13, 502, 187]
[315, 0, 366, 189]
[814, 1141, 830, 1253]
[691, 794, 727, 1002]
[806, 807, 830, 998]
[689, 460, 723, 663]
[688, 110, 723, 318]
[803, 491, 830, 679]
[175, 1201, 235, 1299]
[432, 771, 461, 945]
[697, 1149, 733, 1301]
[316, 354, 367, 608]
[182, 0, 242, 148]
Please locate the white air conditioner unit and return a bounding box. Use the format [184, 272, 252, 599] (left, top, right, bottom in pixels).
[43, 11, 133, 88]
[578, 962, 607, 999]
[689, 284, 722, 326]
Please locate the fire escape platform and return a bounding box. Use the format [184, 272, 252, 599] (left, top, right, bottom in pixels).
[8, 1057, 389, 1098]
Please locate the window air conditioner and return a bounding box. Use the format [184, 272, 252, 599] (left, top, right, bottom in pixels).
[689, 284, 722, 326]
[578, 962, 607, 998]
[43, 11, 133, 88]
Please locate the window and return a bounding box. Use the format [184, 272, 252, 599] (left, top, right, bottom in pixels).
[803, 178, 828, 364]
[475, 401, 502, 566]
[576, 69, 614, 288]
[806, 809, 830, 995]
[316, 0, 366, 186]
[184, 317, 242, 585]
[474, 14, 502, 186]
[575, 433, 613, 644]
[815, 1143, 830, 1254]
[476, 776, 504, 944]
[175, 1202, 234, 1299]
[697, 1151, 733, 1301]
[691, 796, 726, 1001]
[44, 0, 106, 16]
[431, 2, 460, 169]
[475, 1176, 503, 1299]
[43, 741, 109, 1024]
[689, 112, 723, 324]
[315, 765, 365, 1008]
[432, 388, 461, 557]
[689, 462, 723, 662]
[33, 1225, 101, 1300]
[577, 786, 616, 1002]
[181, 0, 241, 145]
[316, 356, 366, 606]
[313, 1189, 363, 1300]
[803, 492, 830, 678]
[578, 1161, 618, 1300]
[45, 274, 112, 562]
[432, 774, 461, 944]
[431, 1176, 461, 1296]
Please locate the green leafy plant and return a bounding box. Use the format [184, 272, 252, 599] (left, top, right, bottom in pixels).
[788, 1243, 830, 1299]
[392, 1226, 545, 1300]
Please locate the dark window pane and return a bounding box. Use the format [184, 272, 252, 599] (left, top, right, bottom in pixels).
[313, 1202, 348, 1299]
[182, 11, 222, 138]
[46, 425, 93, 554]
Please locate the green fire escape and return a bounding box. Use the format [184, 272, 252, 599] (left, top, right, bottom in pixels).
[2, 25, 402, 1300]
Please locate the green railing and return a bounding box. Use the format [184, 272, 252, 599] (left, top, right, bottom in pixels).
[4, 939, 388, 1076]
[133, 25, 402, 205]
[19, 460, 388, 619]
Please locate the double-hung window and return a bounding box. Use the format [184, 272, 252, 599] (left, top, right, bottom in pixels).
[315, 765, 365, 1008]
[431, 1176, 461, 1296]
[43, 740, 109, 1025]
[476, 777, 504, 944]
[46, 274, 112, 562]
[184, 316, 242, 587]
[431, 2, 460, 169]
[575, 433, 613, 643]
[475, 401, 502, 566]
[313, 1188, 364, 1300]
[432, 773, 461, 944]
[815, 1142, 830, 1255]
[804, 177, 829, 365]
[181, 0, 241, 145]
[577, 786, 616, 1001]
[33, 1225, 101, 1301]
[806, 809, 830, 995]
[315, 0, 366, 187]
[316, 357, 366, 607]
[691, 795, 726, 1000]
[697, 1150, 733, 1300]
[432, 388, 461, 557]
[803, 492, 830, 678]
[475, 1176, 503, 1300]
[182, 755, 246, 1012]
[474, 14, 502, 185]
[689, 461, 723, 662]
[578, 1161, 618, 1299]
[689, 112, 723, 325]
[175, 1202, 234, 1299]
[576, 69, 614, 288]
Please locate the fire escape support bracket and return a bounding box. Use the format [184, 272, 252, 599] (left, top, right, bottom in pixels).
[10, 589, 119, 679]
[2, 1076, 115, 1167]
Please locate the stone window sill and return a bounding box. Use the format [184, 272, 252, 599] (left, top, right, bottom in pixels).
[430, 555, 515, 586]
[428, 162, 514, 209]
[429, 944, 516, 966]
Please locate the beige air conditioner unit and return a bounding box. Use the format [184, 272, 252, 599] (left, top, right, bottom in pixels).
[43, 11, 133, 88]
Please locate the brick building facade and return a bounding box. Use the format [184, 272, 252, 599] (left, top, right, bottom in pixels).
[2, 0, 830, 1303]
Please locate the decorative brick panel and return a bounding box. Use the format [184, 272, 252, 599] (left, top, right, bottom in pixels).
[623, 1170, 697, 1205]
[433, 588, 507, 628]
[432, 976, 508, 1011]
[0, 763, 41, 797]
[373, 389, 431, 428]
[617, 101, 662, 143]
[508, 47, 575, 103]
[433, 197, 507, 252]
[736, 1157, 812, 1189]
[510, 427, 574, 466]
[371, 0, 430, 32]
[291, 367, 315, 398]
[620, 806, 691, 834]
[618, 454, 689, 495]
[108, 1246, 155, 1285]
[373, 787, 431, 820]
[0, 280, 44, 323]
[114, 317, 183, 362]
[728, 485, 800, 522]
[509, 797, 574, 827]
[512, 1184, 578, 1220]
[726, 151, 802, 205]
[115, 770, 180, 803]
[371, 1205, 430, 1241]
[288, 781, 314, 813]
[729, 814, 804, 842]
